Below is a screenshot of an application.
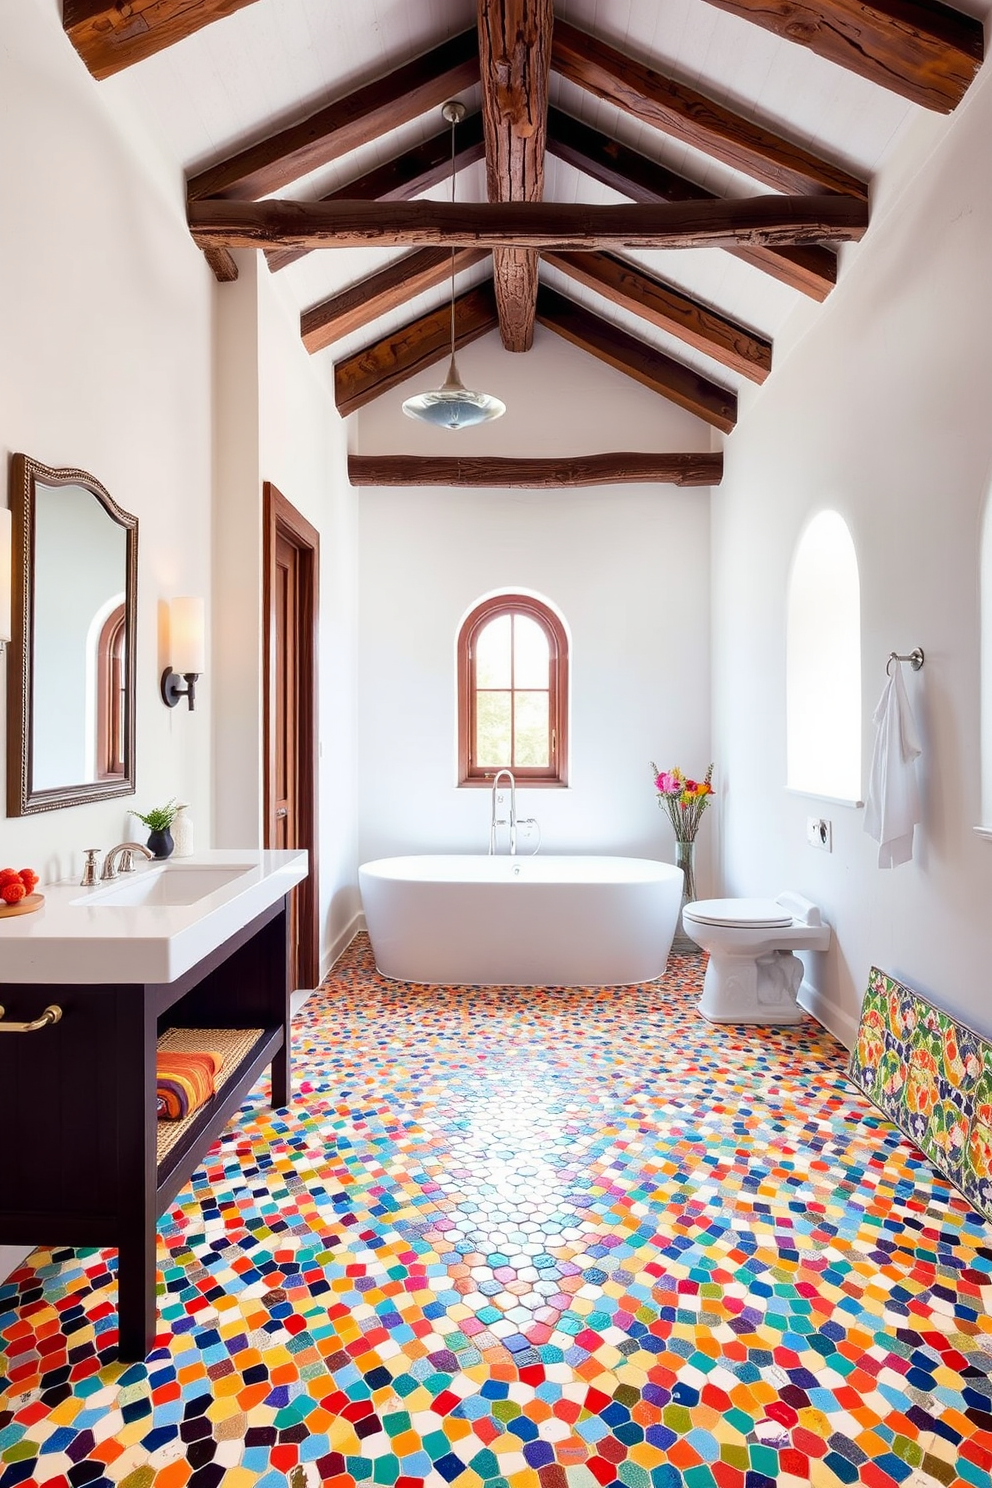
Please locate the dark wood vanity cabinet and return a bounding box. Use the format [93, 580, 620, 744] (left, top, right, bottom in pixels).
[0, 896, 292, 1361]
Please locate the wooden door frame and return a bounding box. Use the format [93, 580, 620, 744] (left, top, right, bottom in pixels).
[263, 481, 320, 989]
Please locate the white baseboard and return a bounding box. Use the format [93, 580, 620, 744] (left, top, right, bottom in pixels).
[798, 979, 858, 1050]
[319, 910, 365, 983]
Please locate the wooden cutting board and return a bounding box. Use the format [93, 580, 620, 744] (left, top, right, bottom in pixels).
[0, 892, 44, 918]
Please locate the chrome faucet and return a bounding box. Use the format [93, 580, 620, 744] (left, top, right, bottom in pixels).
[489, 769, 517, 856]
[100, 841, 154, 881]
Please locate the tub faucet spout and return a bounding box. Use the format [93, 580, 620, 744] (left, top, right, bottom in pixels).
[489, 769, 517, 855]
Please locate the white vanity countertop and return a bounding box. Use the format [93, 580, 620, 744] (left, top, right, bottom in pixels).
[0, 849, 308, 984]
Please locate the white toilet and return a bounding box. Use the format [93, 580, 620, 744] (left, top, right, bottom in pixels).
[680, 891, 830, 1025]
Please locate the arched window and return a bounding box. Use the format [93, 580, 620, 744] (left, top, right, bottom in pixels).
[786, 511, 861, 800]
[457, 593, 569, 786]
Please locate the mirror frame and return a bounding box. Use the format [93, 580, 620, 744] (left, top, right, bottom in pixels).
[6, 453, 138, 816]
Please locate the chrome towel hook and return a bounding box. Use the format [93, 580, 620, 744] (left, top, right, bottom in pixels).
[0, 1003, 62, 1033]
[886, 648, 924, 675]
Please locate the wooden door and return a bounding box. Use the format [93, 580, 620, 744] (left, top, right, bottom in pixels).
[263, 483, 319, 991]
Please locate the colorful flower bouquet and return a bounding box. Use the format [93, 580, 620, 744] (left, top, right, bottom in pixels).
[651, 763, 714, 843]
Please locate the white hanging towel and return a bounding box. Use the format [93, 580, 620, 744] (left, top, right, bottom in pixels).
[863, 661, 922, 868]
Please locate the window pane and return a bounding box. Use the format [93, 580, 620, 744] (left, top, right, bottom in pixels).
[514, 615, 549, 689]
[787, 511, 861, 799]
[514, 691, 549, 767]
[476, 615, 511, 688]
[477, 691, 512, 767]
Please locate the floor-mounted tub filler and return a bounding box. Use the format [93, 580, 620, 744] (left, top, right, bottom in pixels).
[358, 854, 684, 986]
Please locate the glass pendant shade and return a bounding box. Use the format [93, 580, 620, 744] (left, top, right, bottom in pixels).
[402, 354, 506, 429]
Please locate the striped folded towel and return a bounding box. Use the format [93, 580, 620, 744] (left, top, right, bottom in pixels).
[156, 1050, 224, 1120]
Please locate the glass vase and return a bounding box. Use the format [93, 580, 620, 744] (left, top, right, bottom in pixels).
[670, 838, 700, 956]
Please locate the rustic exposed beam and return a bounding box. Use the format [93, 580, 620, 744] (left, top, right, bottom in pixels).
[536, 285, 737, 433]
[348, 453, 724, 487]
[334, 284, 499, 418]
[63, 0, 262, 79]
[478, 0, 553, 352]
[203, 245, 240, 283]
[188, 195, 869, 253]
[544, 251, 772, 383]
[302, 247, 489, 354]
[551, 19, 868, 200]
[698, 0, 983, 113]
[187, 30, 480, 202]
[547, 108, 836, 302]
[267, 113, 486, 273]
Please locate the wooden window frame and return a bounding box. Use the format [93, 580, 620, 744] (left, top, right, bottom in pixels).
[457, 593, 569, 787]
[96, 603, 126, 779]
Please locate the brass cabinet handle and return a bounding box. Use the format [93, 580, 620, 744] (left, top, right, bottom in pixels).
[0, 1003, 62, 1033]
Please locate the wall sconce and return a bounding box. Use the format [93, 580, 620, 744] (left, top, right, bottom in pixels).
[0, 508, 11, 652]
[161, 595, 205, 710]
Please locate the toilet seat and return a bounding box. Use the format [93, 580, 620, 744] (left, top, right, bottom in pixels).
[683, 897, 794, 929]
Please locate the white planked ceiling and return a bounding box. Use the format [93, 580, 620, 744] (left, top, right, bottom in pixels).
[97, 0, 990, 425]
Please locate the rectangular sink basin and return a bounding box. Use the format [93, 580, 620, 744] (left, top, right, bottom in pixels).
[75, 865, 252, 908]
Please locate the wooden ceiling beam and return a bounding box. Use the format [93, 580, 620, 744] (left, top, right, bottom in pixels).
[63, 0, 262, 79]
[348, 453, 724, 487]
[302, 247, 489, 354]
[544, 251, 772, 383]
[551, 19, 868, 200]
[547, 107, 836, 302]
[698, 0, 983, 113]
[334, 283, 499, 417]
[535, 285, 737, 434]
[188, 195, 869, 253]
[186, 29, 480, 202]
[478, 0, 553, 353]
[267, 113, 486, 273]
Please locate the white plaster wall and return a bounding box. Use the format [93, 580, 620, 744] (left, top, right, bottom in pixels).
[355, 326, 716, 458]
[212, 254, 263, 850]
[712, 60, 992, 1047]
[1, 0, 213, 884]
[356, 337, 714, 875]
[257, 270, 361, 969]
[0, 0, 217, 1283]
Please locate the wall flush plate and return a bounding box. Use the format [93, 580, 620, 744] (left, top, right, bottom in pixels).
[806, 816, 832, 851]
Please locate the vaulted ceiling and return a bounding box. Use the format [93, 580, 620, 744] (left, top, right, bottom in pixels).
[64, 0, 986, 485]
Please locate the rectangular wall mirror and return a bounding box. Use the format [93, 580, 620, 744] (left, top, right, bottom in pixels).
[6, 453, 138, 816]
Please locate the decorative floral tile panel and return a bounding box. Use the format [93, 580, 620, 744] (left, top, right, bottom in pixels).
[849, 965, 992, 1223]
[1, 939, 991, 1488]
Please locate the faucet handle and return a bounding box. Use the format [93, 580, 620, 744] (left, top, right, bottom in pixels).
[80, 849, 100, 887]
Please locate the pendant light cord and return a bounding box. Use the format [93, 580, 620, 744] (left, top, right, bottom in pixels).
[449, 109, 457, 359]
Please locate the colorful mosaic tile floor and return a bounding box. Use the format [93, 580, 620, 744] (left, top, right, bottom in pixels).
[2, 937, 992, 1488]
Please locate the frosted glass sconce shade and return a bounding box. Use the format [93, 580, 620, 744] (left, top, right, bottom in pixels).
[161, 595, 205, 710]
[0, 508, 10, 647]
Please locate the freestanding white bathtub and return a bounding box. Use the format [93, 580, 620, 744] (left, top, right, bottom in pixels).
[358, 855, 683, 986]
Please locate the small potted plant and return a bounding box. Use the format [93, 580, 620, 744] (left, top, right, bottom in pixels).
[132, 798, 180, 859]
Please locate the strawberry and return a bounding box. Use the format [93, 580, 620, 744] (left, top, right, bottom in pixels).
[1, 880, 27, 904]
[18, 869, 38, 892]
[0, 868, 20, 887]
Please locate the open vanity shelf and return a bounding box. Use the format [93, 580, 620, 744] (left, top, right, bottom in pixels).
[0, 893, 293, 1361]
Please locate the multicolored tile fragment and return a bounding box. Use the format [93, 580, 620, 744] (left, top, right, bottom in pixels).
[2, 935, 991, 1488]
[849, 966, 992, 1222]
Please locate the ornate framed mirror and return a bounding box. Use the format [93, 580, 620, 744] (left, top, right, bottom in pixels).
[6, 454, 138, 815]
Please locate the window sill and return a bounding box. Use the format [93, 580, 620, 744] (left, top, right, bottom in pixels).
[786, 788, 864, 809]
[458, 778, 569, 789]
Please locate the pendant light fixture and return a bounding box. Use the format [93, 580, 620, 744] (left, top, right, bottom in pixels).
[402, 101, 506, 429]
